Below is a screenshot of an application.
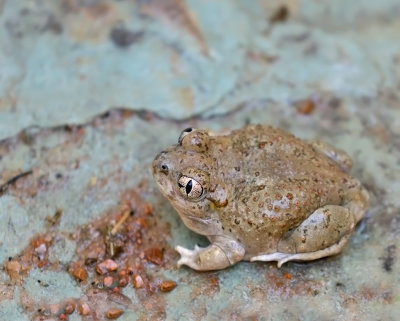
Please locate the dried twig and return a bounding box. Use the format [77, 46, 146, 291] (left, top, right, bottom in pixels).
[111, 210, 131, 236]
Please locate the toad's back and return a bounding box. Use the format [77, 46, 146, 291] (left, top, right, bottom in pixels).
[210, 125, 356, 255]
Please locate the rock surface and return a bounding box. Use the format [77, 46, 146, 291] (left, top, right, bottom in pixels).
[0, 0, 399, 320]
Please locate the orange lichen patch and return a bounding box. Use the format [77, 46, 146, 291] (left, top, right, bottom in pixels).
[359, 286, 375, 301]
[0, 282, 14, 301]
[188, 274, 220, 299]
[139, 0, 209, 56]
[142, 203, 154, 216]
[3, 231, 58, 284]
[265, 268, 321, 298]
[295, 99, 316, 115]
[356, 285, 393, 304]
[160, 280, 177, 292]
[209, 276, 219, 287]
[68, 184, 173, 318]
[135, 217, 148, 228]
[202, 275, 221, 297]
[2, 182, 174, 320]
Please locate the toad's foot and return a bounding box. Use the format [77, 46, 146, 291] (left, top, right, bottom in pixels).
[175, 245, 203, 268]
[175, 238, 245, 271]
[250, 235, 350, 268]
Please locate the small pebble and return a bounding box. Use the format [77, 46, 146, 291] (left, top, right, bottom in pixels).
[104, 276, 114, 287]
[79, 302, 90, 316]
[89, 176, 97, 187]
[35, 243, 47, 255]
[118, 270, 127, 277]
[72, 267, 88, 282]
[106, 307, 124, 319]
[119, 276, 128, 287]
[145, 247, 163, 265]
[160, 280, 177, 292]
[133, 275, 144, 288]
[96, 259, 118, 275]
[64, 302, 75, 314]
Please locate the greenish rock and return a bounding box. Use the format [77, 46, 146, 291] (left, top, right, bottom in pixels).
[48, 236, 76, 265]
[0, 196, 35, 263]
[24, 269, 82, 304]
[0, 300, 30, 321]
[0, 0, 400, 320]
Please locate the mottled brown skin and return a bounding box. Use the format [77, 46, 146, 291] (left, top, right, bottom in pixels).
[152, 125, 369, 271]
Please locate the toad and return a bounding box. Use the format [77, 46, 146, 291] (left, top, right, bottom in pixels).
[152, 125, 369, 271]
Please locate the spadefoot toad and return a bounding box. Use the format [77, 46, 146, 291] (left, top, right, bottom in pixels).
[152, 125, 369, 271]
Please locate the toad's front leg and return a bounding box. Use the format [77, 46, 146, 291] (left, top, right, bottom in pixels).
[175, 237, 245, 271]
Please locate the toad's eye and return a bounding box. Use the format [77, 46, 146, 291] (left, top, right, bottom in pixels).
[178, 128, 194, 144]
[178, 175, 203, 200]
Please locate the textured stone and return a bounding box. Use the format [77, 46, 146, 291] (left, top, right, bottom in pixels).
[0, 0, 399, 320]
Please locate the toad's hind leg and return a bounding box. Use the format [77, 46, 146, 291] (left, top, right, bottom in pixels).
[308, 140, 353, 172]
[251, 205, 355, 267]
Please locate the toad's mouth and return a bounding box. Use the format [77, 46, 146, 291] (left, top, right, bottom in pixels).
[186, 215, 212, 223]
[178, 215, 214, 235]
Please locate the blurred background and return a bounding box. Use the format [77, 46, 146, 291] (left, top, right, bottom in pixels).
[0, 0, 399, 320]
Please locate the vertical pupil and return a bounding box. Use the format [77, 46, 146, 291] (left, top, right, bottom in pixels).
[186, 180, 193, 195]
